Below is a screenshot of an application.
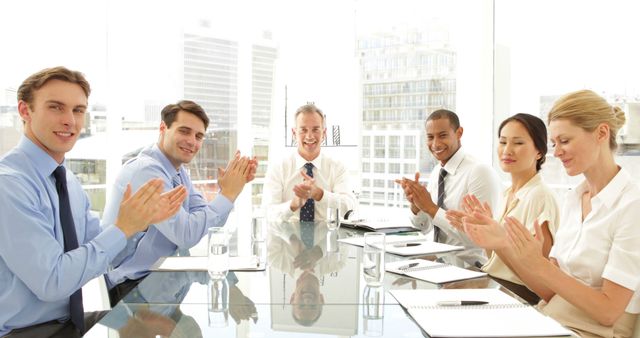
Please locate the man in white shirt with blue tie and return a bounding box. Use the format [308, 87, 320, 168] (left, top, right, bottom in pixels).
[102, 100, 257, 305]
[263, 103, 356, 222]
[397, 109, 500, 266]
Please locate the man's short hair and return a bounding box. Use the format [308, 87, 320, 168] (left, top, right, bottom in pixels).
[17, 66, 91, 107]
[161, 100, 209, 129]
[426, 109, 460, 130]
[294, 104, 325, 128]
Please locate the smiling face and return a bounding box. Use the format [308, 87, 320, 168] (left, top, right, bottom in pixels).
[158, 110, 206, 169]
[290, 270, 324, 325]
[549, 119, 601, 176]
[18, 79, 88, 163]
[426, 117, 462, 165]
[497, 121, 540, 177]
[293, 111, 326, 161]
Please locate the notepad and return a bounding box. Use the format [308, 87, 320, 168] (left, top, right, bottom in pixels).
[150, 256, 266, 272]
[386, 259, 487, 284]
[390, 289, 572, 337]
[339, 235, 463, 256]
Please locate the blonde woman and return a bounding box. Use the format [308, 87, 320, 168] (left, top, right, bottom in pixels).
[464, 90, 639, 337]
[446, 113, 560, 304]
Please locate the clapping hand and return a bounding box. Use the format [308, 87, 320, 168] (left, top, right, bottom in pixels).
[462, 211, 509, 250]
[446, 194, 493, 233]
[504, 217, 546, 268]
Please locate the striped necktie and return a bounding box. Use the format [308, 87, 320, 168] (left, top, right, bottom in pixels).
[434, 168, 448, 242]
[172, 172, 182, 188]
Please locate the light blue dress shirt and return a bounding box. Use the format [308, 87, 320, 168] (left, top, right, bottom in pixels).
[103, 144, 233, 288]
[0, 136, 126, 336]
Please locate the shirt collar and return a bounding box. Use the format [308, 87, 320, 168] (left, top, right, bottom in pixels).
[295, 151, 323, 171]
[570, 167, 629, 209]
[592, 167, 630, 209]
[442, 147, 465, 175]
[149, 143, 182, 177]
[511, 173, 542, 200]
[18, 135, 62, 177]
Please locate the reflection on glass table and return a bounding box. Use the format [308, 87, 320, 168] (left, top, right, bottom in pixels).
[86, 220, 528, 337]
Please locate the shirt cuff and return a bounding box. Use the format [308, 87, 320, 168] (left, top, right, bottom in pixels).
[93, 225, 127, 261]
[432, 207, 450, 230]
[211, 194, 235, 214]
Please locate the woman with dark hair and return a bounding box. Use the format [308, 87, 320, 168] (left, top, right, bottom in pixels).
[461, 91, 639, 337]
[446, 113, 559, 303]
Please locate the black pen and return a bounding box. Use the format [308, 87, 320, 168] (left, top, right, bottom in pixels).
[398, 262, 419, 270]
[437, 300, 489, 306]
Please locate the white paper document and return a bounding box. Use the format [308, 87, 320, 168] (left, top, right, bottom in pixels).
[390, 289, 572, 337]
[386, 259, 487, 284]
[339, 234, 463, 256]
[150, 256, 266, 272]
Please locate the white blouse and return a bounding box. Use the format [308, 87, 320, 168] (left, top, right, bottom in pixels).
[483, 174, 560, 285]
[550, 168, 640, 313]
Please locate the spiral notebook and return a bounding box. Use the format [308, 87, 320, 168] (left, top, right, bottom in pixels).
[390, 289, 572, 337]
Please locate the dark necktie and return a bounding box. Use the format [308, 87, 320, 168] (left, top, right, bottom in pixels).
[300, 163, 314, 222]
[434, 168, 448, 243]
[52, 166, 84, 333]
[300, 221, 315, 249]
[172, 172, 182, 188]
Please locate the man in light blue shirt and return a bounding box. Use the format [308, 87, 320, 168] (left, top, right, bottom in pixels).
[103, 100, 256, 305]
[0, 67, 186, 337]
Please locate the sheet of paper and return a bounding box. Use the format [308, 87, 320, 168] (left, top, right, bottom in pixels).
[150, 256, 265, 271]
[390, 289, 573, 337]
[386, 259, 486, 284]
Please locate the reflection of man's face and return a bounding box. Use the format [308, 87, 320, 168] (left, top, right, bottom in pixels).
[290, 271, 324, 326]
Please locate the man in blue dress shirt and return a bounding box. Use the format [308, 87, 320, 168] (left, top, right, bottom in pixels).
[102, 100, 257, 305]
[0, 66, 186, 337]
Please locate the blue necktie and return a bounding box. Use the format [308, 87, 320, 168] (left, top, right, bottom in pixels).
[53, 166, 84, 333]
[300, 221, 315, 249]
[172, 172, 182, 188]
[300, 163, 314, 222]
[434, 168, 448, 242]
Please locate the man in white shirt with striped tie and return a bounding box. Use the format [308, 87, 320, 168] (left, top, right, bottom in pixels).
[396, 109, 500, 266]
[263, 103, 356, 223]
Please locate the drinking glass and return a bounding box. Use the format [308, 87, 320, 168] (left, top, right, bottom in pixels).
[208, 227, 229, 280]
[326, 201, 340, 230]
[326, 227, 339, 253]
[363, 285, 385, 336]
[251, 216, 266, 264]
[208, 278, 229, 328]
[362, 232, 385, 286]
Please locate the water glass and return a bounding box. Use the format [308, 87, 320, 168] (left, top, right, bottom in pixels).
[208, 227, 229, 280]
[208, 278, 229, 328]
[362, 232, 385, 286]
[326, 228, 339, 253]
[326, 203, 340, 230]
[251, 216, 267, 264]
[363, 285, 385, 336]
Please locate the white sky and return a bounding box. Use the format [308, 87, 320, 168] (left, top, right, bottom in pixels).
[1, 0, 638, 113]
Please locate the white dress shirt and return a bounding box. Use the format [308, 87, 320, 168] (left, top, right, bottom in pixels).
[483, 173, 560, 285]
[263, 151, 356, 222]
[411, 148, 501, 265]
[550, 168, 640, 313]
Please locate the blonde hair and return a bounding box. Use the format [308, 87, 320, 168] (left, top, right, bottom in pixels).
[547, 90, 626, 150]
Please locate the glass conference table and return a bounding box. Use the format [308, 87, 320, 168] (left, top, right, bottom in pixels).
[86, 221, 521, 338]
